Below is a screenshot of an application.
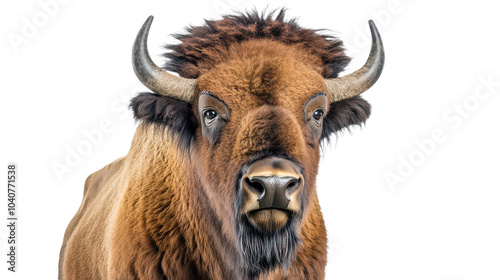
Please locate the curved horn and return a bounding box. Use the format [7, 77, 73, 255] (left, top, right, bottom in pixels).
[326, 20, 385, 102]
[133, 16, 197, 103]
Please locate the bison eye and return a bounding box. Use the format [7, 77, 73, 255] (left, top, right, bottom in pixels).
[203, 109, 218, 123]
[313, 109, 325, 122]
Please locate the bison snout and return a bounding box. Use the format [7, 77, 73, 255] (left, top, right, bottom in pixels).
[245, 176, 300, 210]
[240, 157, 304, 232]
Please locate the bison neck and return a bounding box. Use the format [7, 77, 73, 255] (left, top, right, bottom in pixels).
[111, 124, 243, 279]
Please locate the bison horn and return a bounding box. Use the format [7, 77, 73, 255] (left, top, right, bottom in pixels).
[325, 20, 385, 102]
[133, 16, 197, 103]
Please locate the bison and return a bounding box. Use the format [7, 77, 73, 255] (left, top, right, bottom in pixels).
[59, 10, 384, 279]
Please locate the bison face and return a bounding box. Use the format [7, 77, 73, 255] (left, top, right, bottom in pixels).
[188, 40, 348, 274]
[193, 40, 328, 231]
[130, 16, 383, 277]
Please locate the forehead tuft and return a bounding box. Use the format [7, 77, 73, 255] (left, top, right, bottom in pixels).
[163, 9, 350, 79]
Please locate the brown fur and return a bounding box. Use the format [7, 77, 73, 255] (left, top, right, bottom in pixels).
[60, 10, 371, 279]
[165, 9, 350, 79]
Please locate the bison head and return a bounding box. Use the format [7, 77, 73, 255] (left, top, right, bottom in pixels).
[130, 11, 384, 277]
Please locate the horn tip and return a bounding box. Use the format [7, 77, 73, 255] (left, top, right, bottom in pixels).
[367, 20, 378, 33]
[145, 15, 154, 26]
[141, 16, 154, 28]
[367, 20, 383, 49]
[138, 16, 155, 37]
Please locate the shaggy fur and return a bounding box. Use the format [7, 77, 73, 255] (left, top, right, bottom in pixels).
[237, 217, 301, 278]
[60, 9, 373, 280]
[130, 92, 198, 149]
[322, 96, 371, 141]
[165, 9, 350, 79]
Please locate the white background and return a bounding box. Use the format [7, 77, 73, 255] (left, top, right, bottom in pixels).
[1, 0, 499, 279]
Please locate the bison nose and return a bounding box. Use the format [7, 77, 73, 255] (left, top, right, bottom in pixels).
[245, 176, 300, 210]
[240, 157, 304, 232]
[241, 157, 304, 214]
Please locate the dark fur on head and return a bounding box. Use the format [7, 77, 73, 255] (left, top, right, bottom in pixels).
[321, 96, 371, 143]
[130, 92, 198, 149]
[164, 8, 350, 79]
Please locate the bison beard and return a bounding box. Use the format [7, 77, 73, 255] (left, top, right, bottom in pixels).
[237, 217, 301, 278]
[235, 166, 304, 279]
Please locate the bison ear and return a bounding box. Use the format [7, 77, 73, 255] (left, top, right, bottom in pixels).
[321, 96, 371, 142]
[130, 92, 197, 148]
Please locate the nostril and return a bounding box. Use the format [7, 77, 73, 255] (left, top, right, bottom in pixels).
[285, 178, 300, 194]
[245, 177, 265, 195]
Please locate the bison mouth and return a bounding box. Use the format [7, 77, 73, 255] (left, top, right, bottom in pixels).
[246, 208, 292, 232]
